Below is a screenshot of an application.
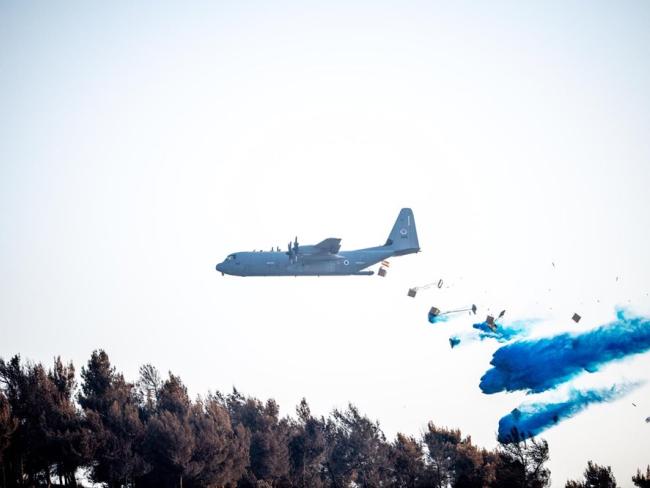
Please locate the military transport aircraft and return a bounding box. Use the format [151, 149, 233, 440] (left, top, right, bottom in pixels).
[215, 208, 420, 277]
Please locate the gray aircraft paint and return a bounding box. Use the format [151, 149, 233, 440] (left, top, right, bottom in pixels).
[216, 208, 420, 277]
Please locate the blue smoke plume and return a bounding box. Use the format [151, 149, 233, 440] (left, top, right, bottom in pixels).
[428, 313, 449, 324]
[449, 319, 535, 350]
[481, 309, 650, 394]
[473, 319, 532, 342]
[497, 384, 640, 443]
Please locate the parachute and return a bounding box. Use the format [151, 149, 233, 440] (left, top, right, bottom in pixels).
[407, 279, 444, 297]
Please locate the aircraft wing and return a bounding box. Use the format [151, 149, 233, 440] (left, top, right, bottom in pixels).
[313, 238, 342, 254]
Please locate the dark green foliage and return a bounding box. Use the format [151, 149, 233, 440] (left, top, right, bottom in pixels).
[0, 355, 88, 486]
[565, 461, 617, 488]
[493, 428, 550, 488]
[288, 399, 327, 487]
[137, 363, 162, 417]
[0, 390, 17, 488]
[633, 467, 650, 488]
[226, 390, 291, 486]
[424, 423, 496, 488]
[322, 404, 391, 488]
[389, 433, 429, 487]
[188, 396, 250, 487]
[2, 350, 641, 488]
[143, 372, 194, 486]
[142, 374, 249, 487]
[424, 423, 462, 487]
[79, 350, 149, 487]
[0, 392, 16, 463]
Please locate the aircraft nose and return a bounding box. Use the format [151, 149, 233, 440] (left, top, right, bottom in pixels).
[216, 263, 223, 272]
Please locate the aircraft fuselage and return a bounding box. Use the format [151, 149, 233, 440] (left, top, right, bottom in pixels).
[216, 247, 393, 277]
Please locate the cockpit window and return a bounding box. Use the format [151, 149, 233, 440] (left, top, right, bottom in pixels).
[226, 254, 236, 261]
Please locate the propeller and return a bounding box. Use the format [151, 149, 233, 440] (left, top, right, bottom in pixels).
[287, 237, 299, 263]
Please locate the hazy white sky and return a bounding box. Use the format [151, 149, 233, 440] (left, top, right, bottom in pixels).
[2, 1, 650, 484]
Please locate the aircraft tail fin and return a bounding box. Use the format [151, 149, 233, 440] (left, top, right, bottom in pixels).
[385, 208, 420, 256]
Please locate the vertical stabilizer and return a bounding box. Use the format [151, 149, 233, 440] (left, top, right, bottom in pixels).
[385, 208, 420, 255]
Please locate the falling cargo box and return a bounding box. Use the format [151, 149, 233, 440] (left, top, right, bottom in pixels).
[572, 313, 581, 323]
[429, 306, 441, 316]
[407, 288, 417, 297]
[378, 267, 387, 277]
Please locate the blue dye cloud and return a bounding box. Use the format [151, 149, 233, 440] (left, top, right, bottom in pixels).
[498, 384, 640, 443]
[448, 319, 535, 350]
[481, 309, 650, 394]
[428, 313, 449, 324]
[473, 319, 532, 342]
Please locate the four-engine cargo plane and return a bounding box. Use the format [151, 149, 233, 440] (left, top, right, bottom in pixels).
[216, 208, 420, 277]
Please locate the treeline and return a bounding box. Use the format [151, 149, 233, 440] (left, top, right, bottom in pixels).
[0, 352, 647, 488]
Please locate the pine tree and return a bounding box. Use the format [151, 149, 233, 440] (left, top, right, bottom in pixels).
[323, 404, 391, 488]
[389, 433, 428, 488]
[565, 461, 617, 488]
[79, 350, 148, 487]
[493, 428, 550, 488]
[190, 395, 249, 487]
[0, 356, 87, 486]
[423, 424, 462, 488]
[0, 391, 17, 487]
[227, 390, 291, 486]
[143, 373, 195, 488]
[632, 466, 650, 488]
[423, 423, 495, 488]
[45, 357, 89, 486]
[288, 399, 327, 487]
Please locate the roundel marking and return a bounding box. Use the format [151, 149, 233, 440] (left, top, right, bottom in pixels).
[400, 228, 408, 236]
[343, 259, 350, 266]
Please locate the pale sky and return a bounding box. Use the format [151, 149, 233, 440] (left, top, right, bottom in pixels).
[2, 1, 650, 485]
